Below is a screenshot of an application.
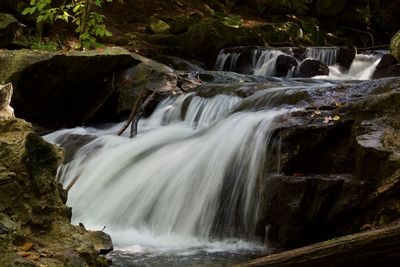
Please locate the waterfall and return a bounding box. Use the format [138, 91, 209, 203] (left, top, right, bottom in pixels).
[305, 47, 339, 66]
[252, 49, 286, 77]
[315, 53, 383, 80]
[47, 94, 285, 248]
[215, 49, 241, 71]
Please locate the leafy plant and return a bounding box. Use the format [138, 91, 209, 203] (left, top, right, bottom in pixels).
[29, 38, 59, 51]
[22, 0, 113, 49]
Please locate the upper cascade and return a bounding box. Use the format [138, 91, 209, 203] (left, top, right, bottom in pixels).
[215, 46, 385, 80]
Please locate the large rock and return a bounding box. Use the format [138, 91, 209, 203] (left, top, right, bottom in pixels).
[372, 54, 400, 79]
[390, 30, 400, 62]
[0, 12, 29, 48]
[297, 59, 329, 77]
[0, 116, 112, 266]
[0, 48, 140, 129]
[234, 78, 400, 247]
[114, 53, 181, 116]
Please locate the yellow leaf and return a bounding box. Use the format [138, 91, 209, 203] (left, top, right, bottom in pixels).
[333, 115, 340, 121]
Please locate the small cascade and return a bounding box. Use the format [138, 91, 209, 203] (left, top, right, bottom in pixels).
[348, 54, 382, 80]
[252, 49, 287, 77]
[315, 53, 383, 80]
[215, 49, 241, 71]
[305, 47, 339, 66]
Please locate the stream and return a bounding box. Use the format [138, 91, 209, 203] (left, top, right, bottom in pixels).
[45, 47, 385, 266]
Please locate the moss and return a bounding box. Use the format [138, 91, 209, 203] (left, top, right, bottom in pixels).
[390, 30, 400, 62]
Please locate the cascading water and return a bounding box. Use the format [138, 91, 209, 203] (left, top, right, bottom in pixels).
[215, 49, 241, 72]
[46, 93, 284, 266]
[252, 49, 286, 77]
[214, 46, 385, 80]
[305, 47, 339, 66]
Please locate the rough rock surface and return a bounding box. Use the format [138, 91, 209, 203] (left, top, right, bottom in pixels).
[297, 59, 329, 78]
[234, 78, 400, 247]
[0, 12, 29, 49]
[0, 48, 139, 129]
[390, 30, 400, 62]
[0, 83, 14, 120]
[372, 54, 400, 79]
[0, 117, 113, 266]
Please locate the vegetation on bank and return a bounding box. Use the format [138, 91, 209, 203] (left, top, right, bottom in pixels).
[22, 0, 113, 49]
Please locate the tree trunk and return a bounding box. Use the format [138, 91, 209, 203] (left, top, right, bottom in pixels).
[242, 224, 400, 267]
[79, 0, 94, 49]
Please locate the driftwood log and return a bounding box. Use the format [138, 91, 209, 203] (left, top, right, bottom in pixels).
[241, 223, 400, 267]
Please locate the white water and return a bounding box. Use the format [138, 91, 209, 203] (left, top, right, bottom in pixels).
[315, 54, 382, 80]
[252, 49, 285, 77]
[46, 94, 284, 257]
[215, 46, 383, 80]
[214, 49, 241, 72]
[306, 47, 338, 66]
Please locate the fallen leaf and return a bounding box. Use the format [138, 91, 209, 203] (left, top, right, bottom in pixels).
[333, 115, 340, 121]
[20, 242, 33, 252]
[335, 102, 342, 107]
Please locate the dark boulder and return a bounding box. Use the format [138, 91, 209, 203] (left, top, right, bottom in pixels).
[276, 54, 298, 77]
[297, 59, 329, 77]
[372, 54, 400, 79]
[337, 46, 357, 69]
[0, 12, 29, 49]
[0, 48, 139, 129]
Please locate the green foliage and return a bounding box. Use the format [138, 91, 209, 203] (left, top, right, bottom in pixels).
[29, 38, 59, 51]
[22, 0, 113, 49]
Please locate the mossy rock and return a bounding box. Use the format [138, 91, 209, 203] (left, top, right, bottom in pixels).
[148, 16, 171, 34]
[390, 30, 400, 62]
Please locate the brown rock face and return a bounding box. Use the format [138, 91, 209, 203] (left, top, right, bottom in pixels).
[0, 118, 112, 266]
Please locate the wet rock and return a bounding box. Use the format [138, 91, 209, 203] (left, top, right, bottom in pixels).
[337, 46, 357, 69]
[276, 54, 298, 77]
[0, 48, 138, 129]
[114, 55, 181, 116]
[297, 59, 329, 77]
[254, 78, 400, 247]
[372, 54, 400, 79]
[151, 55, 204, 72]
[390, 30, 400, 62]
[88, 231, 114, 255]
